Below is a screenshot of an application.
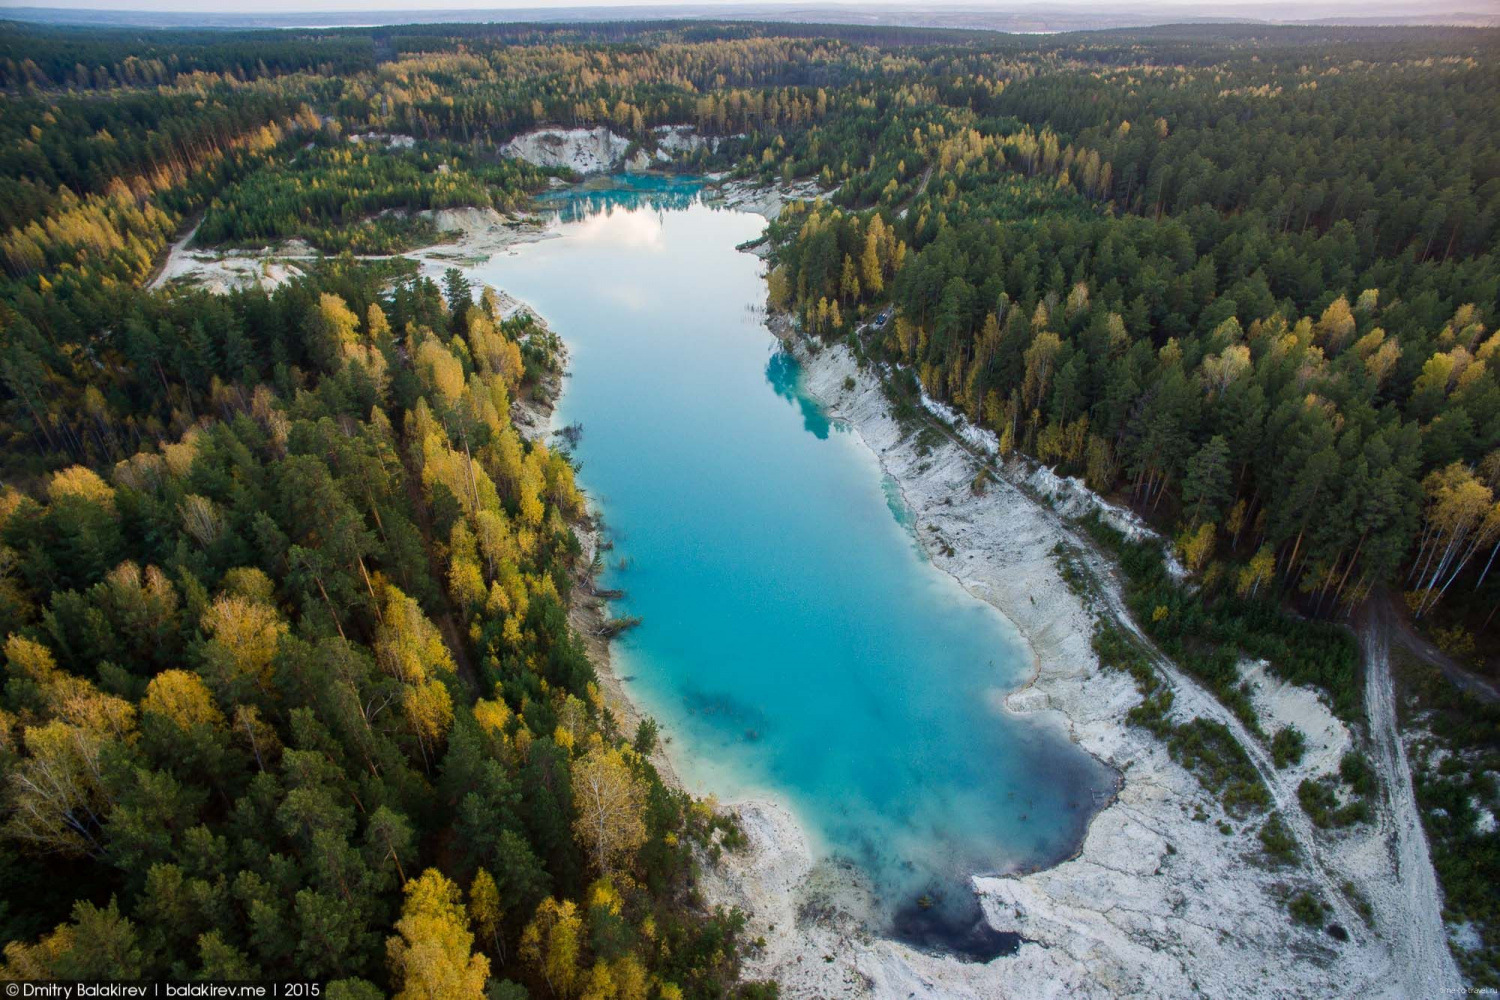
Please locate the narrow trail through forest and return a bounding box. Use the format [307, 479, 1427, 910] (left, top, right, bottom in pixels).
[1375, 590, 1500, 704]
[895, 164, 934, 219]
[1358, 599, 1465, 998]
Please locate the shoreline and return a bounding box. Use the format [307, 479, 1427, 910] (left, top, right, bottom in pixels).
[501, 294, 688, 791]
[810, 341, 1126, 871]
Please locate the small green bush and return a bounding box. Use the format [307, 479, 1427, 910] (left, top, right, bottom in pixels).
[1271, 726, 1306, 769]
[1288, 891, 1329, 928]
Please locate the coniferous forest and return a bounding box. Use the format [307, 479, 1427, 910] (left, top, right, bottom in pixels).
[0, 14, 1497, 996]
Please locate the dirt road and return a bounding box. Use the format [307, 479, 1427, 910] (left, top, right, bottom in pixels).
[1360, 600, 1464, 998]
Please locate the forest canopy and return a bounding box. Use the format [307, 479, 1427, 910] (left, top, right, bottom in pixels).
[0, 14, 1498, 994]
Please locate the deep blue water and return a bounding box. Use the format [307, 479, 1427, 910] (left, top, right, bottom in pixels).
[469, 177, 1109, 941]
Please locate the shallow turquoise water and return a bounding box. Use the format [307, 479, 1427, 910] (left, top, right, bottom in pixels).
[469, 178, 1109, 932]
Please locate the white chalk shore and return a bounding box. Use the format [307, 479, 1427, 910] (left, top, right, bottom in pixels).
[150, 206, 558, 295]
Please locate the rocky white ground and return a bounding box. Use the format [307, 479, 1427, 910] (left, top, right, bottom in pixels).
[345, 131, 416, 149]
[1240, 658, 1351, 785]
[149, 208, 555, 294]
[502, 126, 635, 174]
[149, 223, 311, 294]
[652, 123, 735, 155]
[696, 337, 1448, 999]
[500, 124, 733, 175]
[707, 175, 829, 221]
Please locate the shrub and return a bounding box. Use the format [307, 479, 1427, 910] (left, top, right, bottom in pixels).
[1258, 813, 1299, 866]
[1271, 726, 1306, 769]
[1288, 891, 1329, 928]
[1299, 776, 1369, 828]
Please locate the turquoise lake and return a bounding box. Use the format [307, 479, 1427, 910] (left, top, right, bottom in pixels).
[469, 176, 1110, 947]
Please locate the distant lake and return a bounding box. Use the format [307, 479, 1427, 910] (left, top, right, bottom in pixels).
[466, 175, 1110, 952]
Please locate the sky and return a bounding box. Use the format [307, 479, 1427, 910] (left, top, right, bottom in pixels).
[18, 0, 721, 7]
[3, 0, 1396, 10]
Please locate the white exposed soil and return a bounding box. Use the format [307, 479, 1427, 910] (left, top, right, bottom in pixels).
[502, 126, 635, 174]
[149, 223, 310, 295]
[346, 132, 416, 148]
[1240, 657, 1351, 783]
[150, 208, 555, 294]
[707, 175, 830, 220]
[500, 124, 733, 175]
[403, 207, 555, 280]
[652, 123, 739, 155]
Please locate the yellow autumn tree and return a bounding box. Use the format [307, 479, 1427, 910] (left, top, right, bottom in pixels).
[1021, 331, 1062, 414]
[473, 697, 512, 740]
[309, 292, 362, 373]
[416, 338, 466, 407]
[6, 719, 124, 856]
[1315, 295, 1356, 353]
[6, 633, 61, 686]
[517, 452, 547, 529]
[386, 869, 489, 1000]
[221, 566, 275, 604]
[860, 218, 884, 295]
[519, 897, 582, 998]
[468, 868, 502, 960]
[571, 744, 648, 875]
[141, 670, 224, 731]
[200, 594, 287, 696]
[0, 920, 76, 979]
[448, 522, 487, 614]
[1409, 463, 1500, 616]
[402, 679, 454, 768]
[376, 585, 456, 684]
[1236, 545, 1276, 598]
[474, 507, 519, 578]
[1177, 522, 1216, 573]
[48, 466, 116, 510]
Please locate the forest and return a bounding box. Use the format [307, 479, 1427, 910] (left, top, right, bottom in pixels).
[0, 13, 1497, 994]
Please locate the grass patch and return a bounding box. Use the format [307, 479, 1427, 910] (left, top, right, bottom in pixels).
[1288, 890, 1329, 928]
[1297, 776, 1370, 829]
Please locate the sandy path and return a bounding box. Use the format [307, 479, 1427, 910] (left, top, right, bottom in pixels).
[147, 207, 554, 295]
[1361, 601, 1464, 997]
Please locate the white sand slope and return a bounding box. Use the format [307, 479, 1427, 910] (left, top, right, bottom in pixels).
[501, 126, 635, 174]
